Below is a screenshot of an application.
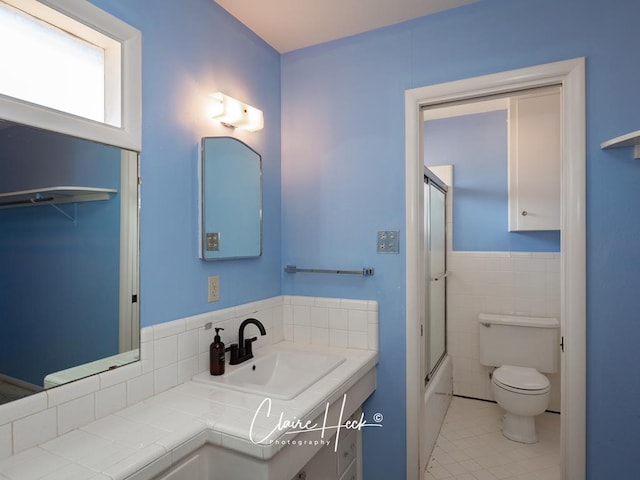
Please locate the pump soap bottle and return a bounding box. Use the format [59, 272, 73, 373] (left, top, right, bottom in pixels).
[210, 327, 225, 375]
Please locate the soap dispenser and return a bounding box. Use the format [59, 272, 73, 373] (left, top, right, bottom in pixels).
[210, 327, 225, 375]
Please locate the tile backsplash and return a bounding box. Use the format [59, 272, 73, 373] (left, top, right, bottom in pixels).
[447, 251, 561, 411]
[283, 296, 379, 351]
[0, 295, 378, 460]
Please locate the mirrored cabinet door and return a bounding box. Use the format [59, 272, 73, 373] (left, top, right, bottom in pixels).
[199, 137, 262, 260]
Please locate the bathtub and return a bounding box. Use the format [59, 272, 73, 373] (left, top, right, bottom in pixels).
[422, 354, 453, 463]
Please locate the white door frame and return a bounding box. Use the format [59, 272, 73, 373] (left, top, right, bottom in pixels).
[405, 58, 586, 479]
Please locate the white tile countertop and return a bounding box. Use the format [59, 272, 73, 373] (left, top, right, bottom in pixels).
[0, 342, 377, 480]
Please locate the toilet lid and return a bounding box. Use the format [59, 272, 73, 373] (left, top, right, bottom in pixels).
[493, 365, 550, 391]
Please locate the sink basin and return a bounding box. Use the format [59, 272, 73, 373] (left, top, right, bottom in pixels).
[192, 348, 345, 400]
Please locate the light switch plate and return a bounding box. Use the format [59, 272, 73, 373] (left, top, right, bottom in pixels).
[377, 230, 400, 253]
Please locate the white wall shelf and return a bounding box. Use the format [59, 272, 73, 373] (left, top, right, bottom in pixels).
[601, 130, 640, 159]
[0, 186, 117, 221]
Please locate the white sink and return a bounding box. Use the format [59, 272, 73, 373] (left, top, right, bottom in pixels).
[192, 348, 345, 400]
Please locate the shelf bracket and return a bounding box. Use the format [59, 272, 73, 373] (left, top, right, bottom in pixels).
[26, 195, 78, 223]
[47, 202, 77, 223]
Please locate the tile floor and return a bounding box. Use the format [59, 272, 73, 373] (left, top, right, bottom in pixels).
[425, 396, 560, 480]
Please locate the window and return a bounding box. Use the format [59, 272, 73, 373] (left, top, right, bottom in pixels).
[0, 1, 107, 123]
[0, 0, 141, 151]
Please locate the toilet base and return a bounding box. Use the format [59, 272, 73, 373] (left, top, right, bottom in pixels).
[501, 413, 537, 444]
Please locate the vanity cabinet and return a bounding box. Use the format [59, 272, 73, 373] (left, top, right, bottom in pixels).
[146, 366, 376, 480]
[508, 87, 561, 231]
[151, 433, 361, 480]
[133, 342, 377, 480]
[292, 413, 361, 480]
[153, 452, 203, 480]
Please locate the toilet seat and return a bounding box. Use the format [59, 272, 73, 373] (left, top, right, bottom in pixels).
[493, 365, 550, 395]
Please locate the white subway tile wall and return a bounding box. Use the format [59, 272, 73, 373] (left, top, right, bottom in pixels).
[282, 296, 379, 351]
[447, 251, 561, 411]
[0, 295, 378, 460]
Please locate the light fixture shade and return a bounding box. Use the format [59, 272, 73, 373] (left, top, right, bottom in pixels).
[243, 104, 264, 132]
[209, 92, 263, 132]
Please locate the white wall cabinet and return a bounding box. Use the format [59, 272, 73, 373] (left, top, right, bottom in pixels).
[508, 87, 561, 231]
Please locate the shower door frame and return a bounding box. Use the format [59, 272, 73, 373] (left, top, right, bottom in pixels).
[405, 58, 586, 480]
[422, 169, 448, 386]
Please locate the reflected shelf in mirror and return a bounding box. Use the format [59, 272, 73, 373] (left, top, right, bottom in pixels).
[0, 186, 117, 207]
[0, 186, 118, 222]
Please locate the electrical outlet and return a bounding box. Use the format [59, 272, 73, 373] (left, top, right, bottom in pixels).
[207, 275, 220, 302]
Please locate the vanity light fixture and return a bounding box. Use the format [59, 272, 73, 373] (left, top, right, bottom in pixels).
[209, 92, 264, 132]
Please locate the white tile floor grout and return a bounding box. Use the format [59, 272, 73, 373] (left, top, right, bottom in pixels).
[425, 396, 560, 480]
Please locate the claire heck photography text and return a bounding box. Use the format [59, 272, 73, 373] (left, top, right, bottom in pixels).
[250, 394, 384, 451]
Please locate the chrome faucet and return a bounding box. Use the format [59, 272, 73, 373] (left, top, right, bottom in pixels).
[226, 318, 267, 365]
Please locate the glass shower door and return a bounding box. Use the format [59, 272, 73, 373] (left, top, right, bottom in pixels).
[424, 175, 447, 383]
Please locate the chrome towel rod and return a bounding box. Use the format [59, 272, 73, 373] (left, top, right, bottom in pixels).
[284, 265, 374, 277]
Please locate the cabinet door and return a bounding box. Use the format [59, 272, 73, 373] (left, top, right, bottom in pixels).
[337, 429, 358, 476]
[508, 87, 561, 231]
[292, 443, 337, 479]
[155, 453, 202, 480]
[339, 459, 357, 480]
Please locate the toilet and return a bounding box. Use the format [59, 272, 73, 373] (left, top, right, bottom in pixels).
[478, 313, 559, 444]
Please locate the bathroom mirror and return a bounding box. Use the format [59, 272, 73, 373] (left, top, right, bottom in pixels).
[199, 137, 262, 260]
[0, 120, 140, 405]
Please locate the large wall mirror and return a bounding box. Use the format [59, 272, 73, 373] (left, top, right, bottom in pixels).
[199, 137, 262, 260]
[0, 120, 140, 405]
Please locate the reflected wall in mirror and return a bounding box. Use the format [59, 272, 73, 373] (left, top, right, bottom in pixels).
[199, 137, 262, 260]
[0, 120, 140, 405]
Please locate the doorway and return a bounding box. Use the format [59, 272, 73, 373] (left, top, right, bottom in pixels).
[405, 58, 586, 480]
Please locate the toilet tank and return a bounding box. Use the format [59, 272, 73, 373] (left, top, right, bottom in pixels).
[478, 313, 559, 373]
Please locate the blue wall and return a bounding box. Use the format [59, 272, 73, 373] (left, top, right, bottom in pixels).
[0, 125, 121, 385]
[61, 0, 640, 478]
[88, 0, 282, 326]
[424, 111, 561, 252]
[282, 0, 640, 477]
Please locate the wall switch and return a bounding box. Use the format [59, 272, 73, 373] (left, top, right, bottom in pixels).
[377, 230, 400, 254]
[207, 275, 220, 302]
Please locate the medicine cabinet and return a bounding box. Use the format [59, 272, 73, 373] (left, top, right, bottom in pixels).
[199, 137, 262, 260]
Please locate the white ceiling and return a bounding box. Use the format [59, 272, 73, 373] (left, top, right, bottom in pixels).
[214, 0, 477, 53]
